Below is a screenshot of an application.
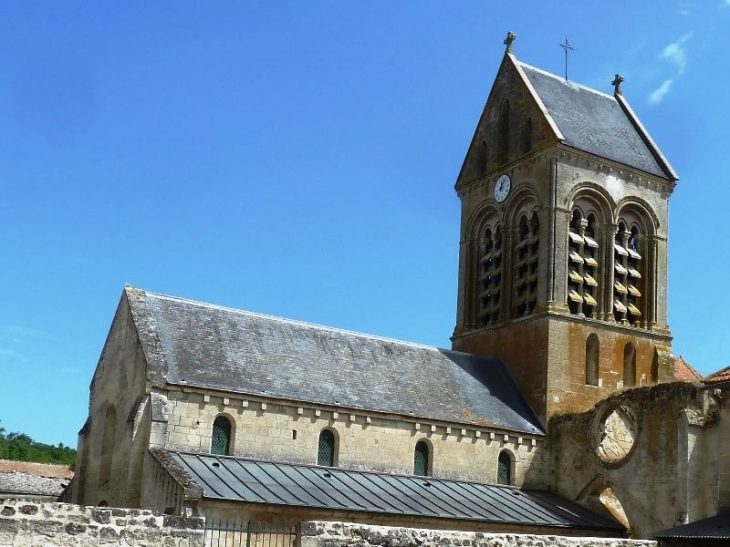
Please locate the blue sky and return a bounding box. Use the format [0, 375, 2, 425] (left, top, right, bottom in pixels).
[1, 2, 728, 447]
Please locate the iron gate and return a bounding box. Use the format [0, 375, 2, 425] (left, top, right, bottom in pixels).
[205, 519, 297, 547]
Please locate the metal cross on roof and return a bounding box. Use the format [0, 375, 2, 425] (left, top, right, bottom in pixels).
[559, 37, 574, 81]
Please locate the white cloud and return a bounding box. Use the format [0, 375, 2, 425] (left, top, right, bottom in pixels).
[661, 33, 692, 75]
[648, 79, 673, 104]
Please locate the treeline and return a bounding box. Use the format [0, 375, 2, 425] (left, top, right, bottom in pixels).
[0, 422, 76, 465]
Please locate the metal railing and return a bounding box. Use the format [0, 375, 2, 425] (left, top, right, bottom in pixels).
[205, 519, 297, 547]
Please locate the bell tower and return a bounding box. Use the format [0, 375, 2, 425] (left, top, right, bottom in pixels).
[450, 34, 678, 423]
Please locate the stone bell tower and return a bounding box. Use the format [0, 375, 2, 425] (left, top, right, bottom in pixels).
[450, 33, 678, 423]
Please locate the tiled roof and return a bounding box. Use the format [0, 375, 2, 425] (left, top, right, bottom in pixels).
[517, 61, 677, 181]
[673, 356, 702, 383]
[704, 364, 730, 385]
[157, 450, 623, 533]
[0, 460, 74, 479]
[125, 288, 544, 435]
[0, 460, 73, 498]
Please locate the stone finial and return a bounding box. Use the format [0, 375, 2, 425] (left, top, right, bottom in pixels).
[612, 73, 624, 96]
[504, 31, 516, 54]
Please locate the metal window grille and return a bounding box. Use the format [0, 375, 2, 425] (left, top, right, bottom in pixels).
[205, 519, 297, 547]
[413, 442, 429, 476]
[317, 430, 335, 467]
[497, 452, 511, 485]
[211, 417, 231, 455]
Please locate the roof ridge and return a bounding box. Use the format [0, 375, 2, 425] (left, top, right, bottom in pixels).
[138, 288, 444, 352]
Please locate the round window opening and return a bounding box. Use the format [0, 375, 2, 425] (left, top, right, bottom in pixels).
[595, 405, 637, 464]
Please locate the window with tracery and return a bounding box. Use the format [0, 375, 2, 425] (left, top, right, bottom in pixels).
[514, 213, 539, 317]
[613, 222, 642, 325]
[479, 227, 502, 325]
[567, 211, 599, 318]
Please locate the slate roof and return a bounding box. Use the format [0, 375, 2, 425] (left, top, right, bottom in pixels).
[125, 288, 543, 435]
[157, 450, 623, 533]
[516, 60, 677, 181]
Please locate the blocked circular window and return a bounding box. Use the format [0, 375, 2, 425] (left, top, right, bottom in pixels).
[595, 405, 637, 464]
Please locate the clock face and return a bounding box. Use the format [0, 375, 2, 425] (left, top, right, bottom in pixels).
[494, 174, 511, 202]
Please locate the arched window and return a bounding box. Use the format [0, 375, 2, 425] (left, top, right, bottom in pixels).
[586, 334, 599, 386]
[514, 212, 539, 317]
[478, 140, 488, 174]
[317, 429, 336, 467]
[497, 451, 512, 485]
[521, 117, 532, 154]
[413, 441, 430, 476]
[651, 348, 659, 383]
[479, 227, 502, 326]
[99, 406, 116, 484]
[567, 210, 599, 318]
[211, 416, 232, 455]
[624, 342, 636, 388]
[613, 222, 643, 325]
[498, 100, 510, 164]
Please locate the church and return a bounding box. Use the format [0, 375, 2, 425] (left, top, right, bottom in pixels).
[70, 34, 730, 541]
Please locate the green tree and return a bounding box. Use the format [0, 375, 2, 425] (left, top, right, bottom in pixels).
[0, 421, 75, 465]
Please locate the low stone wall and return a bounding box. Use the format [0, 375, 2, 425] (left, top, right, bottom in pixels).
[0, 499, 204, 546]
[300, 521, 657, 547]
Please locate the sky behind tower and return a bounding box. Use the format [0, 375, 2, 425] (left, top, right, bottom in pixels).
[1, 1, 729, 446]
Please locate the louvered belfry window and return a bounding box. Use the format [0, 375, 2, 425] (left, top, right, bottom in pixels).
[513, 213, 539, 317]
[567, 211, 599, 318]
[478, 227, 502, 326]
[613, 222, 642, 326]
[211, 416, 232, 455]
[413, 441, 429, 476]
[317, 429, 335, 467]
[497, 451, 511, 485]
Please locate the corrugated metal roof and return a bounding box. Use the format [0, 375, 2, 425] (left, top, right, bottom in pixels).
[653, 513, 730, 539]
[125, 288, 544, 435]
[163, 451, 622, 532]
[518, 62, 676, 181]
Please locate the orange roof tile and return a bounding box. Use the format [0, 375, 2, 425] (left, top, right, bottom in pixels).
[0, 459, 74, 479]
[674, 356, 702, 383]
[704, 364, 730, 385]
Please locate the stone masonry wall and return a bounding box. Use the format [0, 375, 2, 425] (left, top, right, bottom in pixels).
[160, 388, 548, 488]
[549, 382, 720, 538]
[300, 521, 655, 547]
[0, 499, 203, 547]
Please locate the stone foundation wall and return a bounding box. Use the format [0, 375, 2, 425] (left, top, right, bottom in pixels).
[300, 521, 655, 547]
[0, 499, 203, 546]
